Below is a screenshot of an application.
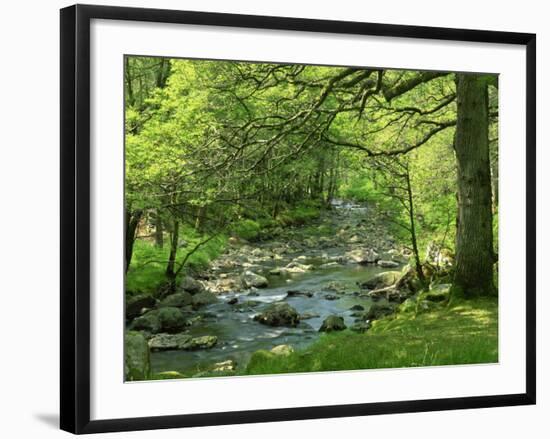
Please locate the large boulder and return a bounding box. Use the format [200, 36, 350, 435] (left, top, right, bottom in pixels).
[130, 310, 161, 333]
[192, 291, 219, 308]
[126, 294, 156, 320]
[319, 315, 347, 332]
[360, 271, 402, 290]
[241, 270, 269, 288]
[158, 307, 187, 332]
[159, 292, 193, 308]
[125, 331, 151, 381]
[346, 248, 379, 264]
[180, 276, 205, 295]
[253, 303, 300, 327]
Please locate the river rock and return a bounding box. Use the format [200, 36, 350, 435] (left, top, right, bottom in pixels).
[287, 290, 313, 298]
[227, 297, 238, 305]
[360, 271, 402, 289]
[300, 312, 320, 320]
[241, 270, 269, 288]
[131, 310, 161, 333]
[125, 331, 151, 381]
[186, 335, 218, 350]
[365, 303, 396, 321]
[148, 333, 192, 351]
[159, 292, 193, 308]
[346, 248, 379, 264]
[284, 262, 314, 273]
[271, 344, 294, 356]
[126, 294, 156, 320]
[253, 303, 300, 327]
[319, 315, 347, 332]
[192, 291, 219, 308]
[349, 304, 365, 311]
[158, 307, 188, 332]
[180, 276, 205, 295]
[212, 360, 236, 372]
[324, 294, 340, 301]
[377, 260, 400, 268]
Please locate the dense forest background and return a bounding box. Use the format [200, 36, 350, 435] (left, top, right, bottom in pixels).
[124, 56, 498, 299]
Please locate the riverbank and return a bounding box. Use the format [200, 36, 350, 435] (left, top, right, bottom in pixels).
[125, 200, 497, 381]
[244, 296, 498, 376]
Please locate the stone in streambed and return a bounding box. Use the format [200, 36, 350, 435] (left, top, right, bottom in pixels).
[241, 270, 269, 288]
[159, 292, 193, 308]
[359, 271, 402, 290]
[253, 303, 300, 327]
[158, 307, 188, 332]
[377, 260, 400, 268]
[180, 276, 205, 295]
[319, 315, 347, 332]
[192, 291, 219, 308]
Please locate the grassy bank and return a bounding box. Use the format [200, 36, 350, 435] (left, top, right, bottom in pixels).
[126, 227, 227, 296]
[245, 297, 498, 375]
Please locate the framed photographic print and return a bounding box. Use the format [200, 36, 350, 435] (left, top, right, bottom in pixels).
[60, 4, 536, 434]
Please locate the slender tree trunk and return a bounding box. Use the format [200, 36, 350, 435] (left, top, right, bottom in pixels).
[453, 73, 495, 296]
[165, 219, 179, 279]
[154, 210, 163, 248]
[404, 167, 425, 284]
[125, 209, 142, 273]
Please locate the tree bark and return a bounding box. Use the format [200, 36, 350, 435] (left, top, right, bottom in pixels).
[125, 209, 142, 273]
[404, 166, 425, 284]
[165, 219, 179, 279]
[154, 210, 163, 248]
[453, 73, 495, 296]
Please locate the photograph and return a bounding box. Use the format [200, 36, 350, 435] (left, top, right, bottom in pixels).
[124, 56, 500, 381]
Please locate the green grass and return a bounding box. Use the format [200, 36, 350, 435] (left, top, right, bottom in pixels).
[244, 297, 498, 375]
[126, 226, 227, 296]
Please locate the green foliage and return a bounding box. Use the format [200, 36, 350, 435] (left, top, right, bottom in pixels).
[231, 219, 261, 241]
[126, 228, 226, 295]
[277, 200, 321, 226]
[244, 298, 498, 375]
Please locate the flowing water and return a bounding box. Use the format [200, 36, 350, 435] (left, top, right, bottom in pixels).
[150, 201, 399, 375]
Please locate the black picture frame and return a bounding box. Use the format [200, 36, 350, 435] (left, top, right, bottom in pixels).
[60, 4, 536, 434]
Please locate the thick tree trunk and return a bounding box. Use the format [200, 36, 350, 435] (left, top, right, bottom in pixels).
[125, 209, 142, 273]
[453, 73, 495, 296]
[165, 219, 179, 279]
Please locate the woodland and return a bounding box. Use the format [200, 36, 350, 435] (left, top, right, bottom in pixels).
[124, 56, 499, 381]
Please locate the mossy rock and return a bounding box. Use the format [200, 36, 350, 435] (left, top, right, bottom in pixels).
[131, 310, 161, 333]
[365, 303, 396, 321]
[253, 303, 300, 327]
[126, 294, 156, 320]
[158, 307, 187, 332]
[319, 315, 347, 332]
[159, 292, 193, 308]
[360, 271, 401, 289]
[192, 291, 219, 308]
[125, 331, 151, 381]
